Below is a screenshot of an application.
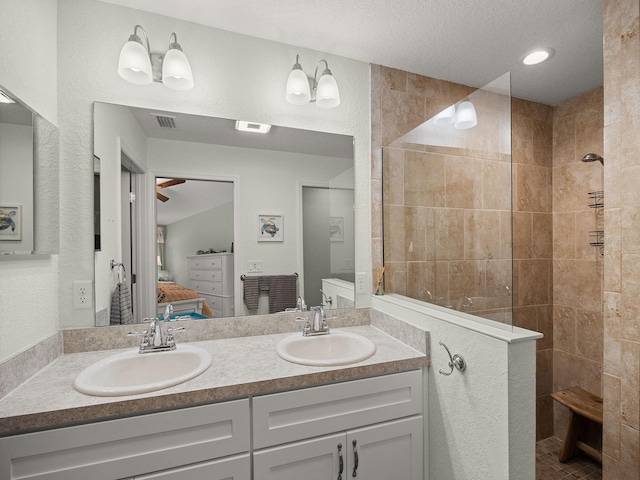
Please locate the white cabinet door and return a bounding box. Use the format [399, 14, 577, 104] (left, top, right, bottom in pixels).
[346, 416, 423, 480]
[134, 454, 250, 480]
[254, 433, 345, 480]
[254, 417, 423, 480]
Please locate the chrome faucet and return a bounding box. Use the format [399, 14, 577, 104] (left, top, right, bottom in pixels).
[319, 289, 333, 307]
[164, 303, 174, 323]
[295, 305, 333, 336]
[128, 304, 184, 353]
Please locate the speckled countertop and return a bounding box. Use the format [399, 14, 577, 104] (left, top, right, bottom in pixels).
[0, 325, 426, 437]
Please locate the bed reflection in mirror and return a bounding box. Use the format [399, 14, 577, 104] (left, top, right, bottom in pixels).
[93, 103, 355, 325]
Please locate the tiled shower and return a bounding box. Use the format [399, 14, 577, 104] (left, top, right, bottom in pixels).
[371, 65, 603, 444]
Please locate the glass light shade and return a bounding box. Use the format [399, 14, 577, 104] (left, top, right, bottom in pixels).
[315, 73, 340, 109]
[433, 105, 456, 126]
[162, 48, 194, 90]
[286, 68, 311, 105]
[118, 40, 152, 85]
[454, 101, 477, 129]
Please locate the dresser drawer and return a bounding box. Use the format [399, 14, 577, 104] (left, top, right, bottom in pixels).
[201, 294, 232, 310]
[190, 280, 224, 295]
[189, 256, 223, 270]
[189, 270, 222, 282]
[253, 370, 422, 449]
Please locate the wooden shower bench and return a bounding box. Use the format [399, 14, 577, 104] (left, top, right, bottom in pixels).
[551, 386, 603, 464]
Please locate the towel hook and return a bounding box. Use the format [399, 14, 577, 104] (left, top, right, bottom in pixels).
[438, 341, 466, 376]
[110, 260, 127, 284]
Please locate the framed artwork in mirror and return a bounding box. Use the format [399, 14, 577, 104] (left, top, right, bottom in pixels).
[330, 217, 344, 241]
[258, 213, 283, 241]
[0, 205, 22, 240]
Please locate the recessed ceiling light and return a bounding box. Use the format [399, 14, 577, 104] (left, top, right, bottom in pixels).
[521, 48, 555, 66]
[235, 120, 272, 134]
[0, 91, 15, 104]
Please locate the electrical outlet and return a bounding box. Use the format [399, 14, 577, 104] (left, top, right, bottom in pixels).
[73, 280, 93, 309]
[356, 272, 366, 294]
[248, 260, 263, 273]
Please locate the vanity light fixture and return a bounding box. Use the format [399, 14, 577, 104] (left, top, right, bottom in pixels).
[521, 47, 555, 66]
[432, 101, 477, 129]
[454, 101, 477, 129]
[285, 55, 340, 109]
[235, 120, 272, 134]
[118, 25, 194, 91]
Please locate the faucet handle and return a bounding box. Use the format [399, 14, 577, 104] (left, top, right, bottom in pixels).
[295, 316, 311, 335]
[165, 327, 185, 348]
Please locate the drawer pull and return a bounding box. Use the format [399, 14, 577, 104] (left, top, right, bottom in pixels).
[352, 439, 358, 477]
[338, 443, 343, 480]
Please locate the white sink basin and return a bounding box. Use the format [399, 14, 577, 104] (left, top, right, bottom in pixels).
[73, 344, 212, 397]
[276, 331, 376, 366]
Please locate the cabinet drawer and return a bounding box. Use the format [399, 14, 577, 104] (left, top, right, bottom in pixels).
[188, 256, 222, 270]
[189, 269, 221, 282]
[135, 453, 250, 480]
[190, 280, 224, 295]
[253, 370, 422, 449]
[0, 399, 250, 480]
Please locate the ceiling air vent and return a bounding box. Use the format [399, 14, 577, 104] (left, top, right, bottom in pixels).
[150, 113, 177, 129]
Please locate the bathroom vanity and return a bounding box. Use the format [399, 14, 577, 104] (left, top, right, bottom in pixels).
[0, 325, 427, 480]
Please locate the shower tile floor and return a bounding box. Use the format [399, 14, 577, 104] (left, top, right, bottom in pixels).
[536, 437, 602, 480]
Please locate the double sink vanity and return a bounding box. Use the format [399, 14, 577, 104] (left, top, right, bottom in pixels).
[0, 308, 428, 480]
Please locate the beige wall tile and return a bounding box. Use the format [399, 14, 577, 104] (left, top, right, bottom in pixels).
[532, 213, 553, 259]
[620, 340, 640, 430]
[532, 118, 553, 168]
[404, 150, 445, 206]
[445, 156, 483, 208]
[554, 305, 577, 354]
[604, 291, 622, 376]
[516, 164, 551, 213]
[576, 308, 604, 363]
[383, 205, 406, 262]
[536, 394, 555, 441]
[575, 209, 600, 260]
[513, 211, 532, 259]
[434, 208, 464, 261]
[603, 373, 621, 459]
[537, 305, 553, 350]
[519, 259, 551, 306]
[552, 109, 575, 166]
[553, 212, 576, 259]
[406, 73, 448, 99]
[463, 210, 502, 260]
[553, 259, 602, 311]
[553, 349, 602, 397]
[406, 261, 436, 302]
[537, 349, 553, 396]
[512, 113, 534, 165]
[482, 160, 511, 210]
[382, 147, 404, 205]
[381, 66, 406, 92]
[381, 88, 425, 146]
[604, 207, 621, 292]
[620, 424, 640, 480]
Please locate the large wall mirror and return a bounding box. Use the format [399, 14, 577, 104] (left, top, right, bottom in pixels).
[94, 102, 355, 326]
[0, 85, 59, 257]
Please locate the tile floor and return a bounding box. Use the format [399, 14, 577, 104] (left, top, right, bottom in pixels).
[536, 437, 602, 480]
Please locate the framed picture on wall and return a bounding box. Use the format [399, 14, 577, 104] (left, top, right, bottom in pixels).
[258, 214, 283, 241]
[0, 205, 22, 241]
[330, 217, 344, 241]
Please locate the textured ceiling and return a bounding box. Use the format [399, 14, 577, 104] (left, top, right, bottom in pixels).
[100, 0, 603, 106]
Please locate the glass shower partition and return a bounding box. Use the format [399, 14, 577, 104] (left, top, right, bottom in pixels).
[382, 72, 513, 326]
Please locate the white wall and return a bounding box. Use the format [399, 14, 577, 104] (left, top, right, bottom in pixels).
[372, 296, 539, 480]
[56, 0, 371, 329]
[165, 202, 234, 287]
[0, 0, 58, 363]
[93, 102, 149, 318]
[0, 124, 34, 252]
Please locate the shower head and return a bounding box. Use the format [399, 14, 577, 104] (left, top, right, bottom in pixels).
[582, 153, 604, 165]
